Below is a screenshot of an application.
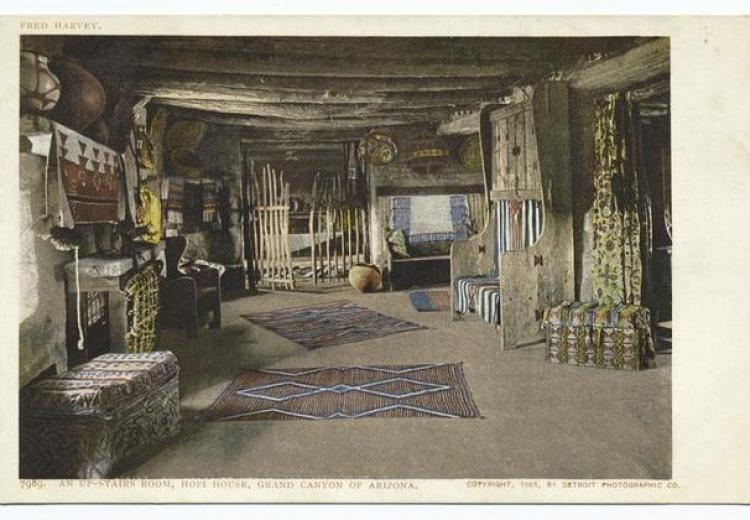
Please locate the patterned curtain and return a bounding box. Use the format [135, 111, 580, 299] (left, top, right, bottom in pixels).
[591, 92, 651, 306]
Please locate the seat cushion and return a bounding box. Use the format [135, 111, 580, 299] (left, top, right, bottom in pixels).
[543, 301, 650, 329]
[454, 276, 498, 314]
[21, 351, 179, 418]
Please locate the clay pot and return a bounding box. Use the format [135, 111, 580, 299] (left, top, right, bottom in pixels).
[107, 92, 135, 153]
[170, 147, 204, 180]
[86, 118, 111, 146]
[20, 51, 61, 114]
[49, 58, 106, 132]
[348, 264, 382, 293]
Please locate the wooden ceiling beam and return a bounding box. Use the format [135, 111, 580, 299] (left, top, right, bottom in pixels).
[151, 97, 478, 121]
[241, 141, 344, 152]
[133, 69, 517, 94]
[137, 81, 507, 106]
[66, 36, 638, 66]
[168, 107, 420, 130]
[568, 38, 669, 93]
[82, 47, 556, 79]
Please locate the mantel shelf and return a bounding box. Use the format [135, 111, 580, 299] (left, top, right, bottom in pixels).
[64, 243, 164, 291]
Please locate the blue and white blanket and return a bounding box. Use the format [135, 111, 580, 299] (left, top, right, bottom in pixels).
[390, 195, 470, 244]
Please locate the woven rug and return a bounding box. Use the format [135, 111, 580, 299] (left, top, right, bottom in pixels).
[204, 364, 480, 421]
[241, 300, 426, 349]
[409, 290, 451, 312]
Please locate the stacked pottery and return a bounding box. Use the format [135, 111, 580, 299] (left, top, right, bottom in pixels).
[20, 51, 62, 114]
[49, 58, 107, 133]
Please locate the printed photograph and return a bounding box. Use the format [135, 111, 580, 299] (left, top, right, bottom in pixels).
[18, 34, 672, 480]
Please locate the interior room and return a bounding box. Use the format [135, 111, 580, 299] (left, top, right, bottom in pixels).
[18, 35, 672, 480]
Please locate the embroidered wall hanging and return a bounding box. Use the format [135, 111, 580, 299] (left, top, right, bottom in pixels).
[591, 93, 648, 306]
[52, 122, 121, 226]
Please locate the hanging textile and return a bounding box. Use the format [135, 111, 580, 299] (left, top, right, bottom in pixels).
[345, 141, 365, 206]
[51, 122, 121, 227]
[389, 195, 470, 244]
[136, 187, 162, 244]
[591, 92, 649, 306]
[495, 199, 543, 254]
[161, 176, 185, 234]
[201, 178, 220, 228]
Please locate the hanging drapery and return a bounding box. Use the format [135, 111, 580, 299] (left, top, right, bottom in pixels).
[591, 92, 651, 306]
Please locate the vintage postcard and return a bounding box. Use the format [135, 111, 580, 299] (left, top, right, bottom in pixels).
[1, 14, 748, 504]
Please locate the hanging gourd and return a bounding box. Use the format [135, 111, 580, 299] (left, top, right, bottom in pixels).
[405, 132, 449, 175]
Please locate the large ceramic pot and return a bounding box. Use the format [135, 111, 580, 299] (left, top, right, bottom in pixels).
[20, 51, 61, 114]
[49, 58, 106, 132]
[348, 264, 382, 293]
[86, 118, 111, 146]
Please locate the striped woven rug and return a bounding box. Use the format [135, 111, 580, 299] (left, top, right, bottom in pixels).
[409, 290, 451, 312]
[204, 364, 480, 421]
[241, 300, 426, 349]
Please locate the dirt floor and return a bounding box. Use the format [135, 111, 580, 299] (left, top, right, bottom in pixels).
[122, 284, 671, 479]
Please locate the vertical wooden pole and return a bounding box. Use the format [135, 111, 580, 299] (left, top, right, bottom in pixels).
[309, 173, 318, 286]
[254, 171, 264, 286]
[270, 167, 279, 288]
[325, 178, 332, 281]
[283, 178, 293, 289]
[354, 206, 361, 265]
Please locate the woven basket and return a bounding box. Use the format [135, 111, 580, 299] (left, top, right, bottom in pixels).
[348, 264, 382, 293]
[405, 132, 449, 175]
[170, 147, 204, 180]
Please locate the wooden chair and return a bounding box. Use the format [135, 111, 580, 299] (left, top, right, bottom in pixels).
[159, 236, 222, 338]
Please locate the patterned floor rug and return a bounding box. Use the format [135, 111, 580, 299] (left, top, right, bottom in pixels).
[409, 290, 451, 312]
[241, 300, 426, 349]
[204, 363, 480, 421]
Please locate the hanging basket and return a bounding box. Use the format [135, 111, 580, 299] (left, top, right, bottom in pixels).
[166, 120, 207, 151]
[405, 132, 449, 175]
[170, 147, 204, 180]
[459, 134, 482, 171]
[358, 130, 398, 165]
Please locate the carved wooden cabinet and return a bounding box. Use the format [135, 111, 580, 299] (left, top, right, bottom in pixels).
[490, 100, 542, 201]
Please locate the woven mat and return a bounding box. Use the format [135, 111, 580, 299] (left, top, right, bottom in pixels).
[409, 290, 451, 312]
[241, 300, 426, 349]
[204, 363, 480, 421]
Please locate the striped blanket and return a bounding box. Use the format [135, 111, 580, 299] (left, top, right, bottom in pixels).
[391, 195, 470, 244]
[454, 276, 501, 327]
[496, 199, 543, 255]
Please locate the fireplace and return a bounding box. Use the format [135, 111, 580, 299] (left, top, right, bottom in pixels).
[64, 246, 163, 366]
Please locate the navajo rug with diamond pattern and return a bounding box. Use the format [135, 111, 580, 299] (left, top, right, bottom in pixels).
[204, 364, 480, 421]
